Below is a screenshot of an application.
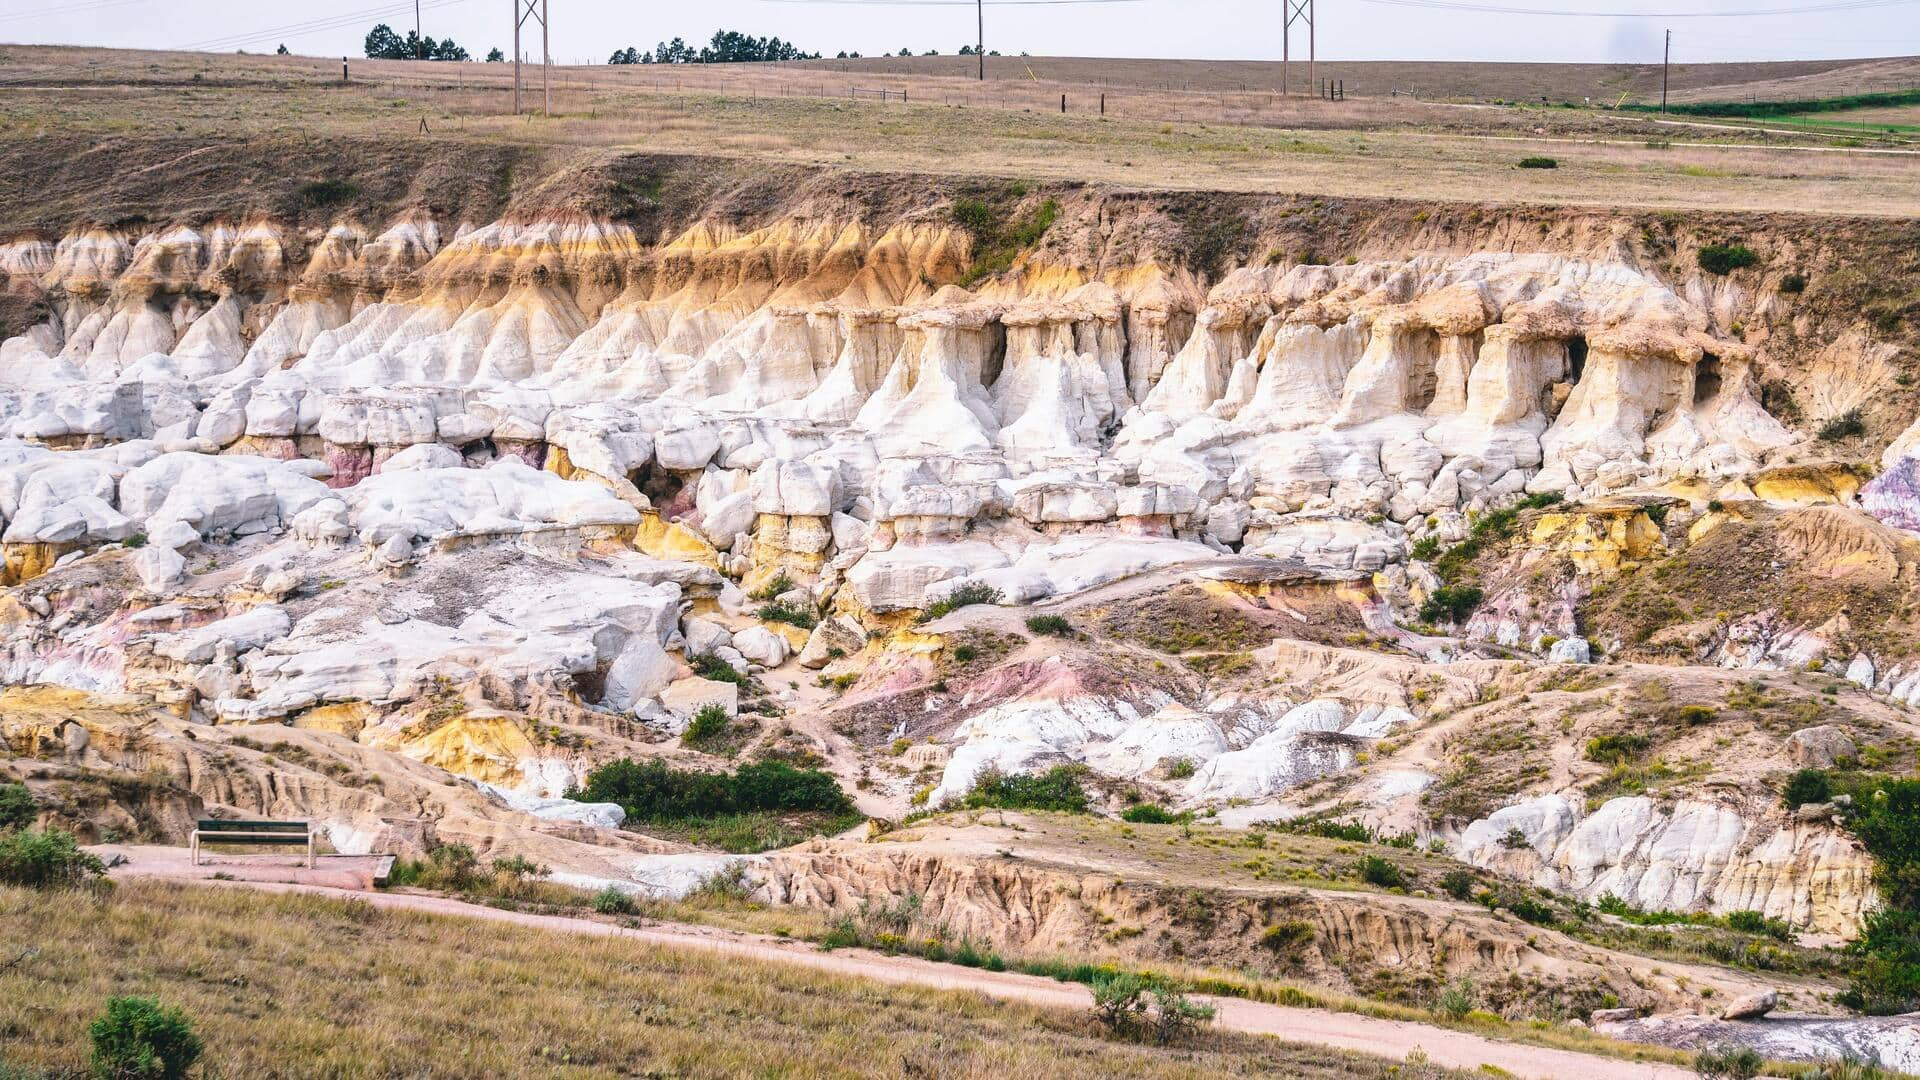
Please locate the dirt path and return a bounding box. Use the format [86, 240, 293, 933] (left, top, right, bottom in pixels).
[199, 878, 1693, 1080]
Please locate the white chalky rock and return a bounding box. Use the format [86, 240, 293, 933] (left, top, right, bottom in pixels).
[119, 453, 332, 539]
[473, 781, 626, 829]
[379, 442, 465, 471]
[681, 617, 734, 657]
[732, 626, 791, 668]
[846, 542, 1012, 614]
[699, 491, 757, 549]
[932, 693, 1139, 806]
[346, 459, 640, 545]
[146, 518, 201, 551]
[1185, 700, 1387, 800]
[751, 459, 838, 517]
[131, 545, 187, 592]
[1087, 703, 1229, 778]
[1548, 636, 1593, 663]
[152, 605, 292, 664]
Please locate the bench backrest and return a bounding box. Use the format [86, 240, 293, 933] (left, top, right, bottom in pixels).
[195, 820, 309, 834]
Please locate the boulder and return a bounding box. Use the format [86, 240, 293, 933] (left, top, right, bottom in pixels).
[798, 615, 866, 669]
[661, 676, 739, 720]
[131, 546, 187, 593]
[1720, 989, 1777, 1021]
[732, 626, 791, 668]
[1548, 636, 1593, 664]
[1786, 726, 1857, 770]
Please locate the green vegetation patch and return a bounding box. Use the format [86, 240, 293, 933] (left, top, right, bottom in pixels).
[961, 765, 1091, 813]
[573, 757, 859, 853]
[952, 191, 1061, 288]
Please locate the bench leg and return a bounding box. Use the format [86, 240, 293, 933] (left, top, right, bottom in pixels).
[190, 833, 199, 866]
[307, 835, 315, 869]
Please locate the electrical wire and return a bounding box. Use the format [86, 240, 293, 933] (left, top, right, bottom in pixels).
[175, 0, 474, 52]
[1350, 0, 1917, 16]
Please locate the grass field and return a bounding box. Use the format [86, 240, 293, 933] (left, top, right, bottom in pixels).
[1, 46, 1917, 219]
[0, 880, 1470, 1079]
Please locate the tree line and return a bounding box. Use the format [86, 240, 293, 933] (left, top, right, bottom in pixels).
[363, 23, 504, 62]
[605, 29, 1010, 65]
[608, 30, 819, 65]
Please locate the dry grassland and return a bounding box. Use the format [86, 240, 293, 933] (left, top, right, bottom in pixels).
[1, 46, 1916, 217]
[0, 879, 1467, 1079]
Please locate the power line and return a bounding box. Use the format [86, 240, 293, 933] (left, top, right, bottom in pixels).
[176, 0, 473, 52]
[0, 0, 144, 25]
[1351, 0, 1918, 16]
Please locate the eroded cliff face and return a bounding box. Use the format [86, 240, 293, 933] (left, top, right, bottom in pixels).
[1, 153, 1915, 940]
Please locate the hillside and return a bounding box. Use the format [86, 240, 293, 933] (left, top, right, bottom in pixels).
[3, 41, 1920, 1079]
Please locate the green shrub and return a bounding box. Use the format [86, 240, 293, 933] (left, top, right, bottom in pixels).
[962, 765, 1090, 813]
[1090, 971, 1149, 1033]
[490, 854, 547, 881]
[1025, 614, 1072, 636]
[756, 601, 818, 630]
[1418, 585, 1484, 625]
[427, 842, 479, 887]
[122, 532, 147, 549]
[1356, 855, 1407, 890]
[1783, 768, 1832, 808]
[1434, 978, 1475, 1020]
[1698, 244, 1760, 275]
[89, 996, 203, 1080]
[951, 197, 995, 235]
[1440, 869, 1477, 900]
[0, 781, 35, 830]
[592, 885, 638, 915]
[575, 757, 853, 823]
[1517, 156, 1558, 169]
[920, 582, 1003, 622]
[1500, 893, 1557, 925]
[1725, 909, 1794, 942]
[1584, 734, 1651, 764]
[1260, 920, 1314, 951]
[682, 703, 732, 747]
[297, 178, 359, 207]
[1819, 409, 1866, 441]
[687, 652, 746, 685]
[1779, 272, 1808, 294]
[951, 643, 979, 662]
[1693, 1043, 1764, 1080]
[1409, 536, 1441, 561]
[1147, 985, 1215, 1045]
[1119, 804, 1181, 825]
[0, 828, 106, 890]
[1164, 758, 1196, 780]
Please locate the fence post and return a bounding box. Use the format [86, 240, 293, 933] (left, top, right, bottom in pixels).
[341, 57, 349, 83]
[1100, 93, 1105, 115]
[1061, 93, 1066, 113]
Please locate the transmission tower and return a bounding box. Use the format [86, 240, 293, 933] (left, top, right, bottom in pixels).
[1281, 0, 1314, 97]
[513, 0, 550, 116]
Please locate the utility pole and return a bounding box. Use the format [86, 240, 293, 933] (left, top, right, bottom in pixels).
[1661, 28, 1671, 114]
[977, 0, 985, 81]
[511, 0, 550, 116]
[1281, 0, 1314, 97]
[415, 0, 423, 59]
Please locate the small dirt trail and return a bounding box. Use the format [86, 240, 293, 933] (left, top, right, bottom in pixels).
[203, 879, 1691, 1080]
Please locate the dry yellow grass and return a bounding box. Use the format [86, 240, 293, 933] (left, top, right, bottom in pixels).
[0, 880, 1473, 1079]
[1, 45, 1916, 217]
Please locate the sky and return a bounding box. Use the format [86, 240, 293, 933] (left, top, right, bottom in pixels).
[4, 0, 1917, 66]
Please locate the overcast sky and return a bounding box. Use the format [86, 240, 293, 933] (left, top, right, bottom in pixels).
[5, 0, 1917, 66]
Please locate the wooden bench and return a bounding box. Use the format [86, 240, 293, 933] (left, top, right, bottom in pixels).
[190, 819, 314, 868]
